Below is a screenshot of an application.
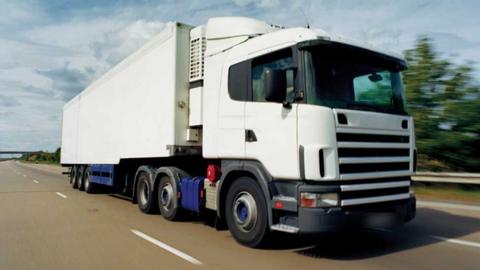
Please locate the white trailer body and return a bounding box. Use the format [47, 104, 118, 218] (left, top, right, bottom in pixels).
[61, 22, 195, 165]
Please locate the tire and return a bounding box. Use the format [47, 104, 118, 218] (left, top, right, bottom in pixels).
[158, 175, 181, 221]
[136, 172, 158, 214]
[225, 177, 270, 248]
[83, 166, 96, 194]
[72, 166, 79, 189]
[69, 166, 75, 185]
[78, 166, 85, 191]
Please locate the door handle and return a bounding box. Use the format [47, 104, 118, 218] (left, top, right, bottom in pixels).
[245, 129, 257, 142]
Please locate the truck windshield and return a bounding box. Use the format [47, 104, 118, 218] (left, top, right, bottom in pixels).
[303, 43, 407, 115]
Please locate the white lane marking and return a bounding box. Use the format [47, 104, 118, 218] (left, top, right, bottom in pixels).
[430, 235, 480, 249]
[33, 179, 39, 184]
[131, 229, 203, 265]
[56, 192, 67, 199]
[23, 174, 27, 178]
[418, 201, 480, 212]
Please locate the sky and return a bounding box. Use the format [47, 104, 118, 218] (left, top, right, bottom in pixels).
[0, 0, 479, 152]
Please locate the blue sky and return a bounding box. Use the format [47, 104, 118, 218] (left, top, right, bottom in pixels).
[1, 0, 479, 152]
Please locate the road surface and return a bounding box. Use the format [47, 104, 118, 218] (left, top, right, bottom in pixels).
[1, 160, 479, 270]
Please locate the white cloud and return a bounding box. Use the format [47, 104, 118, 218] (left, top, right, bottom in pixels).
[90, 20, 166, 65]
[233, 0, 280, 8]
[0, 1, 46, 29]
[0, 67, 52, 89]
[0, 94, 20, 107]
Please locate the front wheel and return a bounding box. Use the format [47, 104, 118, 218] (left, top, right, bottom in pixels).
[225, 177, 270, 248]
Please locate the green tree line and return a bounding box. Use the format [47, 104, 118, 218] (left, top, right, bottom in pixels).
[403, 37, 480, 172]
[20, 147, 61, 164]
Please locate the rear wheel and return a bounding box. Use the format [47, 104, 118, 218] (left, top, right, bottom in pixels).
[225, 177, 270, 248]
[83, 166, 96, 194]
[69, 166, 75, 185]
[136, 172, 158, 214]
[78, 166, 85, 191]
[158, 175, 181, 221]
[71, 166, 80, 189]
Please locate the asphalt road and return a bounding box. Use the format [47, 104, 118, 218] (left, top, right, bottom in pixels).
[1, 160, 479, 270]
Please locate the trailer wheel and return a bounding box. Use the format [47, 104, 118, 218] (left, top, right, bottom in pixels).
[72, 166, 80, 189]
[158, 175, 180, 220]
[225, 177, 270, 248]
[69, 166, 75, 185]
[83, 166, 96, 194]
[136, 172, 158, 214]
[78, 166, 85, 191]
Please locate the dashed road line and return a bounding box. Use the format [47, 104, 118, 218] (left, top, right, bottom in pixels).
[33, 179, 39, 184]
[430, 235, 480, 249]
[55, 192, 67, 199]
[131, 229, 203, 265]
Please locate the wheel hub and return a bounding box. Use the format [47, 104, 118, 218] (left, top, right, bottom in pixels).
[160, 183, 174, 210]
[233, 192, 257, 232]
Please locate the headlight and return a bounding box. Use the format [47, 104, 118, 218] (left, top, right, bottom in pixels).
[300, 192, 339, 208]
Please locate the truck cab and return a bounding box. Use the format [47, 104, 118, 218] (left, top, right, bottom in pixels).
[196, 17, 416, 245]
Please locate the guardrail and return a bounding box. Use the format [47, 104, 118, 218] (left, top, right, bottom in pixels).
[413, 172, 480, 185]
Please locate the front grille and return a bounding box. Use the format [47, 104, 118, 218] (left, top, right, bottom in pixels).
[340, 162, 410, 174]
[342, 198, 410, 211]
[341, 186, 409, 200]
[337, 133, 409, 143]
[338, 148, 409, 157]
[337, 131, 411, 178]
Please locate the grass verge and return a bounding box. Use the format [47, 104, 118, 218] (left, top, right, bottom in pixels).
[18, 160, 61, 166]
[414, 182, 480, 205]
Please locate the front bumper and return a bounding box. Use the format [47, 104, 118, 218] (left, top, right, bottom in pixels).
[297, 197, 416, 234]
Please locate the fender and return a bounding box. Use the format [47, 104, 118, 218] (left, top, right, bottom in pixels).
[216, 160, 275, 226]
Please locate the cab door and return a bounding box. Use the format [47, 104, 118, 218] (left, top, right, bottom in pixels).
[244, 48, 299, 179]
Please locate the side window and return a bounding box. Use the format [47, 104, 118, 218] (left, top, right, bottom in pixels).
[228, 61, 249, 101]
[251, 49, 294, 102]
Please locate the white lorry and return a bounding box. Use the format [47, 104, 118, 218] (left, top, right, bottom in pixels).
[61, 17, 416, 247]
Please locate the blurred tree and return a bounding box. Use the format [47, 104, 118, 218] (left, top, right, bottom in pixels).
[403, 37, 480, 171]
[55, 147, 61, 162]
[19, 149, 61, 164]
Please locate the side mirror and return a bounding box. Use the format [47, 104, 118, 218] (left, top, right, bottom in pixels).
[368, 73, 382, 82]
[264, 69, 286, 103]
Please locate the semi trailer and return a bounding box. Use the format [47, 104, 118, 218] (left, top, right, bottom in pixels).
[61, 17, 417, 247]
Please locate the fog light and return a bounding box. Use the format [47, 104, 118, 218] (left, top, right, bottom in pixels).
[300, 192, 339, 208]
